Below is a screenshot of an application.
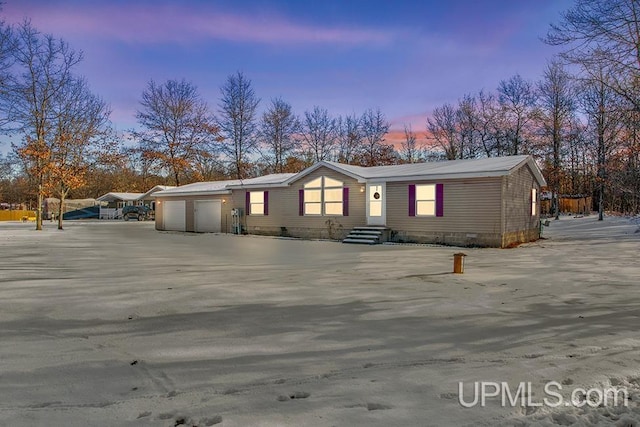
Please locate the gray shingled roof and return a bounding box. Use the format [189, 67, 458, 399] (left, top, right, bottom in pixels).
[153, 174, 296, 197]
[96, 192, 144, 202]
[154, 156, 546, 197]
[289, 155, 546, 185]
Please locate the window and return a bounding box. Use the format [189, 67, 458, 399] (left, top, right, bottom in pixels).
[303, 176, 344, 216]
[416, 184, 436, 216]
[246, 191, 268, 215]
[531, 188, 537, 216]
[409, 183, 443, 217]
[249, 191, 264, 215]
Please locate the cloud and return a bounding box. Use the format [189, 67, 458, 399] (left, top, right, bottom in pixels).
[2, 2, 395, 47]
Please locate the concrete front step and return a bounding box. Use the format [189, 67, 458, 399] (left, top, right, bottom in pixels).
[349, 230, 382, 236]
[342, 237, 378, 245]
[343, 226, 389, 244]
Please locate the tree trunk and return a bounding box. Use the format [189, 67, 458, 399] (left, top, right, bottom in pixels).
[57, 193, 64, 230]
[36, 183, 43, 231]
[597, 116, 605, 221]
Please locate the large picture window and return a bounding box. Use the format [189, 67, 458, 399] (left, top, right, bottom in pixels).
[303, 176, 344, 216]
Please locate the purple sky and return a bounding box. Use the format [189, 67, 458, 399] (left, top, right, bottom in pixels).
[1, 0, 573, 149]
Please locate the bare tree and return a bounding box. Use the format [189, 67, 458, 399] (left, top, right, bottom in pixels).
[0, 17, 14, 126]
[5, 21, 82, 230]
[136, 78, 217, 186]
[398, 124, 423, 163]
[259, 97, 300, 173]
[498, 74, 537, 155]
[427, 103, 459, 160]
[579, 64, 624, 220]
[218, 71, 260, 179]
[537, 60, 577, 219]
[456, 94, 482, 158]
[475, 90, 503, 157]
[301, 106, 337, 163]
[545, 0, 640, 111]
[359, 108, 391, 166]
[336, 113, 362, 164]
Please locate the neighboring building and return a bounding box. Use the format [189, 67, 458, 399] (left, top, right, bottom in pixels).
[96, 192, 144, 208]
[540, 192, 592, 216]
[153, 155, 546, 248]
[43, 198, 97, 220]
[137, 185, 175, 210]
[96, 192, 144, 219]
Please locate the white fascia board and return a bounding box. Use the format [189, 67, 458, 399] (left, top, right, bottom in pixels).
[153, 190, 232, 198]
[226, 183, 290, 190]
[368, 171, 511, 183]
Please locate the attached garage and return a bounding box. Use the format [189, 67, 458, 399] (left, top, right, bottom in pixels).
[162, 200, 186, 231]
[153, 175, 295, 233]
[194, 200, 221, 232]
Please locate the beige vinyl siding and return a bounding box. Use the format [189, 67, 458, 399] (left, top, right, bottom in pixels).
[235, 166, 366, 238]
[386, 178, 503, 233]
[501, 163, 541, 246]
[155, 194, 232, 232]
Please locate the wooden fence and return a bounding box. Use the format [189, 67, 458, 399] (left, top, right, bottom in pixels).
[0, 210, 37, 221]
[541, 197, 592, 215]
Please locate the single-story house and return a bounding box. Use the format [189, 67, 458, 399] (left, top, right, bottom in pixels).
[138, 185, 175, 210]
[153, 155, 546, 247]
[96, 192, 145, 209]
[96, 192, 144, 219]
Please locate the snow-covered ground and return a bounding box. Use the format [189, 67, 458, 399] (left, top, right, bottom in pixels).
[0, 215, 639, 426]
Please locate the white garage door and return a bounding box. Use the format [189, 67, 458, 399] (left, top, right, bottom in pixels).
[163, 200, 186, 231]
[194, 200, 221, 233]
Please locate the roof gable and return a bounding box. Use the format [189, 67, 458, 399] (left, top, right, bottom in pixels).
[284, 161, 366, 185]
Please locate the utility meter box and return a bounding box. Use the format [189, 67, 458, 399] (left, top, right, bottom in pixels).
[231, 208, 244, 234]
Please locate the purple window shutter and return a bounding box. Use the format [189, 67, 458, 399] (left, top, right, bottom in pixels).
[245, 191, 250, 215]
[264, 191, 269, 216]
[299, 189, 304, 216]
[436, 183, 444, 217]
[343, 187, 349, 216]
[408, 185, 416, 217]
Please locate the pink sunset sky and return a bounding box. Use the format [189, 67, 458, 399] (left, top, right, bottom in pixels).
[0, 0, 572, 150]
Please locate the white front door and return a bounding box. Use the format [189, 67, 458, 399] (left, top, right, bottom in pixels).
[366, 182, 386, 226]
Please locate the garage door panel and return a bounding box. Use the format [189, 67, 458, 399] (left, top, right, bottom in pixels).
[163, 200, 186, 231]
[194, 200, 221, 233]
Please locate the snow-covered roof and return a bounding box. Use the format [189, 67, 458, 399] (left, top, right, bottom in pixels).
[153, 180, 241, 197]
[153, 156, 546, 198]
[287, 155, 546, 186]
[153, 174, 296, 197]
[96, 192, 144, 202]
[138, 185, 176, 200]
[227, 173, 297, 189]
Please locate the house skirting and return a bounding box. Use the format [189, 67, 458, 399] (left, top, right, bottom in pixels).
[245, 226, 540, 248]
[501, 228, 540, 248]
[389, 230, 503, 248]
[245, 226, 350, 241]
